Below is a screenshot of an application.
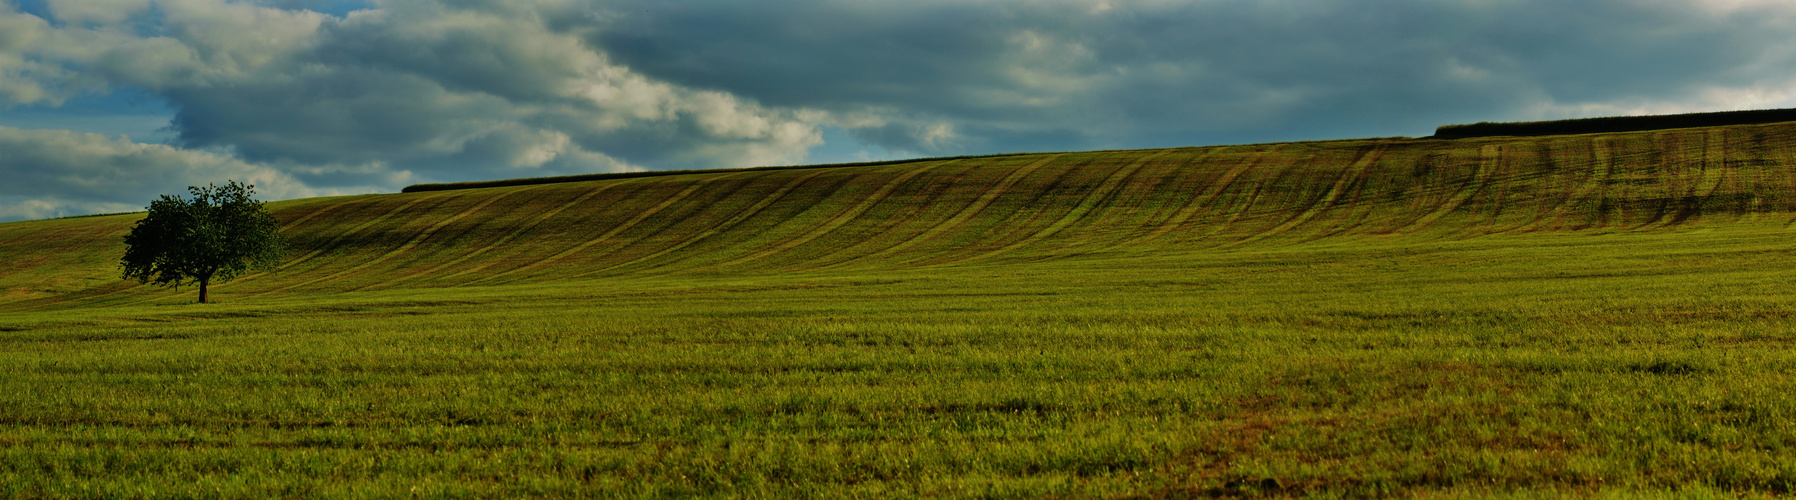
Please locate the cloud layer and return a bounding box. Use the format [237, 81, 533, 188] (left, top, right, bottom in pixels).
[0, 125, 340, 220]
[4, 0, 1796, 220]
[593, 0, 1796, 150]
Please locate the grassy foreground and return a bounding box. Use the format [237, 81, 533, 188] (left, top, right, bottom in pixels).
[6, 122, 1796, 496]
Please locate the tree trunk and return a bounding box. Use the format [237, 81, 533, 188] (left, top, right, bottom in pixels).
[198, 278, 209, 304]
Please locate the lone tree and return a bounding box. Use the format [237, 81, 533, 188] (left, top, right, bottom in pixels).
[121, 181, 284, 303]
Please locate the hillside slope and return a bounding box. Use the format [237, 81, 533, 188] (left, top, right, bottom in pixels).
[5, 120, 1796, 309]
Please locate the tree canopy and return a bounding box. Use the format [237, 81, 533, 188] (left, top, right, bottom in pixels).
[120, 181, 284, 303]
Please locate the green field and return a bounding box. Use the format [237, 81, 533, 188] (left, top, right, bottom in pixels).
[6, 122, 1796, 497]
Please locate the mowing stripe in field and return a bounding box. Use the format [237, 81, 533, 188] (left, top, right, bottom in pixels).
[552, 171, 771, 272]
[1546, 138, 1615, 231]
[822, 154, 1068, 267]
[1736, 127, 1777, 224]
[1137, 151, 1261, 243]
[1502, 138, 1587, 232]
[709, 161, 953, 272]
[424, 180, 633, 284]
[275, 199, 349, 230]
[1400, 145, 1500, 235]
[1738, 128, 1765, 223]
[953, 150, 1169, 263]
[1056, 150, 1200, 247]
[626, 169, 863, 274]
[1031, 150, 1185, 255]
[1628, 131, 1717, 228]
[1306, 149, 1394, 239]
[1632, 132, 1684, 227]
[1673, 129, 1733, 226]
[797, 161, 1004, 270]
[576, 168, 840, 277]
[1757, 130, 1796, 224]
[471, 171, 750, 284]
[1696, 129, 1732, 200]
[336, 187, 558, 292]
[1222, 146, 1386, 248]
[1189, 153, 1288, 246]
[907, 154, 1100, 266]
[271, 193, 451, 273]
[1479, 140, 1562, 234]
[261, 189, 528, 294]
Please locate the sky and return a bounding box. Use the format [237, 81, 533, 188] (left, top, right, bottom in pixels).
[4, 0, 1796, 221]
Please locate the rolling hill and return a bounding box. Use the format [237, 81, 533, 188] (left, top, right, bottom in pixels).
[2, 118, 1792, 308]
[7, 117, 1796, 496]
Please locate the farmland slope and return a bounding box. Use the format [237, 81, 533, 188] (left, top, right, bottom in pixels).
[3, 120, 1796, 308]
[11, 119, 1796, 496]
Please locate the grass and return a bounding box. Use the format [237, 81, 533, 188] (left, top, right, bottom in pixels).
[5, 122, 1796, 496]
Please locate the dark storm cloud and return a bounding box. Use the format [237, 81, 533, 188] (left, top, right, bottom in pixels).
[591, 0, 1796, 150]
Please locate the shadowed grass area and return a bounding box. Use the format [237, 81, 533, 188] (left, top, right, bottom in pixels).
[5, 122, 1796, 496]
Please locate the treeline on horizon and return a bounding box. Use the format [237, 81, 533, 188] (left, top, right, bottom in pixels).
[1433, 107, 1796, 139]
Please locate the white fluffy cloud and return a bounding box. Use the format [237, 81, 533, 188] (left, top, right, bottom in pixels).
[0, 0, 835, 220]
[0, 126, 359, 221]
[146, 0, 819, 174]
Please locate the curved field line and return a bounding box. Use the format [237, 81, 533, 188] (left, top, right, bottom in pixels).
[954, 150, 1169, 263]
[1665, 129, 1732, 227]
[573, 168, 838, 277]
[1039, 150, 1182, 252]
[204, 193, 451, 301]
[708, 162, 954, 271]
[1220, 147, 1384, 248]
[276, 200, 349, 231]
[1399, 145, 1500, 234]
[334, 187, 550, 292]
[627, 169, 863, 275]
[1531, 139, 1613, 231]
[1187, 159, 1287, 247]
[1305, 149, 1385, 238]
[1628, 133, 1684, 228]
[1739, 128, 1768, 224]
[1632, 131, 1726, 229]
[1693, 130, 1731, 199]
[812, 154, 1068, 269]
[1137, 152, 1263, 243]
[1312, 169, 1380, 239]
[469, 171, 750, 285]
[546, 170, 766, 274]
[419, 181, 632, 284]
[1504, 139, 1593, 232]
[269, 189, 524, 293]
[273, 194, 449, 273]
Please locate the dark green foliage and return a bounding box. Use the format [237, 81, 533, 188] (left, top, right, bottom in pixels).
[1434, 107, 1796, 138]
[120, 181, 283, 303]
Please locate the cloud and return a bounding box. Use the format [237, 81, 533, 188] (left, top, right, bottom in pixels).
[43, 0, 154, 26]
[0, 125, 366, 221]
[1, 0, 830, 188]
[591, 0, 1796, 148]
[8, 0, 1796, 219]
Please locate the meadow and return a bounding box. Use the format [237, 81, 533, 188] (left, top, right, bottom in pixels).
[5, 121, 1796, 497]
